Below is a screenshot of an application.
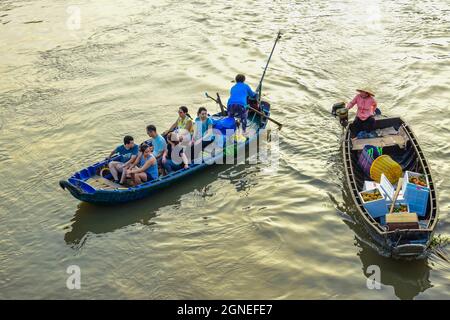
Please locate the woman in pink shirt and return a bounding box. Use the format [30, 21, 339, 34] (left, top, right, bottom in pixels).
[346, 88, 377, 137]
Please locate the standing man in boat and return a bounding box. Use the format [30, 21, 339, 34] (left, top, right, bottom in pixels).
[346, 88, 378, 137]
[107, 135, 139, 184]
[227, 74, 258, 133]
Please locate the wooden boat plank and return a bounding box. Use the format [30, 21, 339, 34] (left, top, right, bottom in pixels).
[86, 176, 122, 190]
[352, 135, 408, 151]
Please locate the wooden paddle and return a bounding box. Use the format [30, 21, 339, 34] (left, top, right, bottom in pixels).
[205, 92, 283, 129]
[389, 178, 404, 213]
[247, 104, 283, 129]
[205, 92, 226, 112]
[216, 92, 226, 116]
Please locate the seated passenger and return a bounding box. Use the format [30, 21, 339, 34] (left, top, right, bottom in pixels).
[346, 88, 378, 138]
[146, 124, 167, 165]
[106, 135, 139, 184]
[119, 142, 142, 185]
[190, 107, 214, 160]
[227, 74, 258, 133]
[128, 143, 158, 185]
[162, 132, 189, 173]
[162, 106, 193, 139]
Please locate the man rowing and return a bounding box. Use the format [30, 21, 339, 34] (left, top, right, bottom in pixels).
[227, 74, 258, 133]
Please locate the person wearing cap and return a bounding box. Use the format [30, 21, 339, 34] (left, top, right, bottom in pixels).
[227, 74, 258, 133]
[162, 132, 189, 173]
[346, 88, 378, 137]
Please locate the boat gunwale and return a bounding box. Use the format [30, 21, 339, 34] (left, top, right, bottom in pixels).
[399, 120, 439, 231]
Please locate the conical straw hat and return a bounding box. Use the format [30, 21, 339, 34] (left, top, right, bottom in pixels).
[356, 87, 375, 97]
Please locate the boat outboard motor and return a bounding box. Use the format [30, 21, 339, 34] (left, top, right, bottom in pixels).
[331, 102, 348, 127]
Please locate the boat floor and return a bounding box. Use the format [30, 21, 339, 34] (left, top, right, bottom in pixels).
[86, 176, 126, 190]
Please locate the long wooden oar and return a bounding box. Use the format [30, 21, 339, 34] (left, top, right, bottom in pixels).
[248, 104, 282, 129]
[205, 92, 227, 113]
[205, 92, 283, 129]
[216, 92, 226, 116]
[256, 30, 282, 104]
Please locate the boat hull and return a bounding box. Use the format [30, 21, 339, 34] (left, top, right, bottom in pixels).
[60, 102, 271, 205]
[342, 117, 438, 259]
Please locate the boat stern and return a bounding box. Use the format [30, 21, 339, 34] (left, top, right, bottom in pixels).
[391, 243, 428, 259]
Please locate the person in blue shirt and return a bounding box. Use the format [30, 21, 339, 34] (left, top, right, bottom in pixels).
[192, 107, 214, 143]
[128, 143, 158, 185]
[106, 135, 139, 184]
[190, 107, 215, 160]
[146, 124, 167, 166]
[227, 74, 258, 132]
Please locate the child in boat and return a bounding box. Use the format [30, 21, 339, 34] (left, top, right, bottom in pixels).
[190, 107, 215, 160]
[227, 74, 258, 133]
[127, 143, 158, 185]
[162, 106, 193, 141]
[106, 135, 139, 184]
[346, 88, 378, 138]
[162, 132, 189, 173]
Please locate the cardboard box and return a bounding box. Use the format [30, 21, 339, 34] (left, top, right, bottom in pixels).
[386, 212, 419, 231]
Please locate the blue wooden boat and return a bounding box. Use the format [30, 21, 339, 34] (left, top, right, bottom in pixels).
[59, 102, 271, 205]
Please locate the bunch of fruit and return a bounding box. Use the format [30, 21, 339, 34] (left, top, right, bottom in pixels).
[361, 189, 383, 202]
[392, 204, 408, 213]
[409, 174, 427, 187]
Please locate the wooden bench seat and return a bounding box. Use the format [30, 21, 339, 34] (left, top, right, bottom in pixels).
[352, 135, 408, 151]
[352, 125, 410, 151]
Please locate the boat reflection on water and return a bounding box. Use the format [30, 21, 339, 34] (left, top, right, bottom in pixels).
[329, 182, 433, 300]
[356, 236, 432, 300]
[64, 200, 160, 249]
[64, 163, 262, 248]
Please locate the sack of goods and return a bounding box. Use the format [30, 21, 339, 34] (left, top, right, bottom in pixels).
[212, 117, 236, 136]
[358, 145, 383, 177]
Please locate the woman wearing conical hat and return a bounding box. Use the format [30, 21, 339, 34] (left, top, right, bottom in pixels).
[346, 88, 377, 138]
